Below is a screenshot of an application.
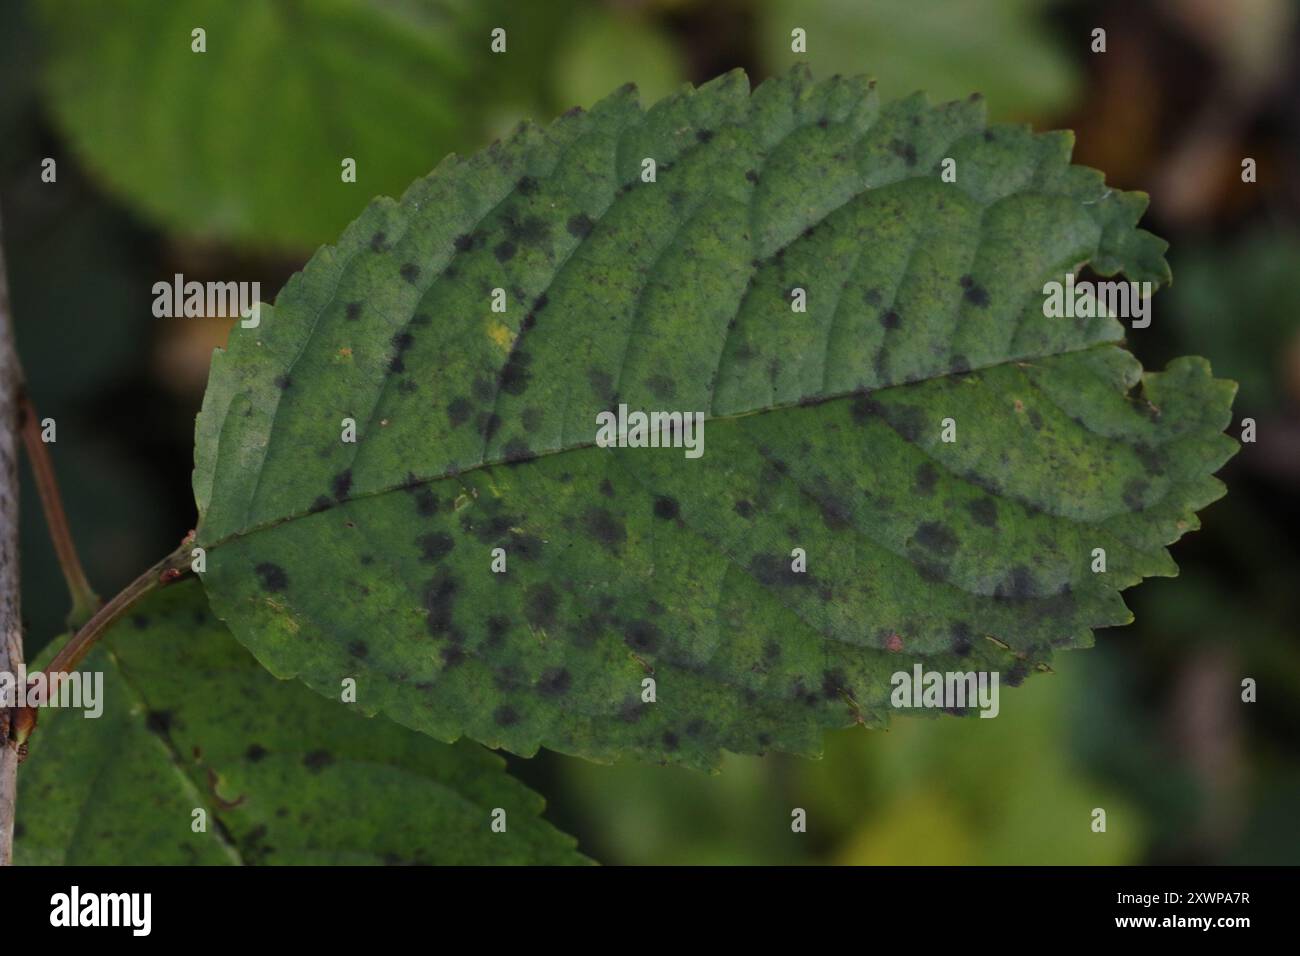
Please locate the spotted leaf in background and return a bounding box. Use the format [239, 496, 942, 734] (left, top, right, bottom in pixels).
[16, 579, 586, 864]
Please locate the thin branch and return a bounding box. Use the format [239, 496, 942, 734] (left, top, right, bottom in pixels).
[42, 542, 191, 677]
[18, 391, 100, 626]
[0, 202, 23, 866]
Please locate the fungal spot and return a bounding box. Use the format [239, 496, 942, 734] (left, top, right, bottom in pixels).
[303, 750, 334, 773]
[414, 489, 438, 516]
[962, 279, 990, 307]
[950, 622, 974, 656]
[584, 507, 626, 552]
[696, 129, 714, 143]
[890, 139, 918, 165]
[255, 562, 288, 592]
[662, 731, 680, 750]
[308, 496, 332, 514]
[447, 397, 473, 428]
[348, 641, 369, 658]
[566, 213, 593, 238]
[524, 584, 559, 629]
[749, 553, 811, 588]
[400, 263, 420, 283]
[516, 175, 539, 195]
[880, 310, 901, 330]
[599, 479, 615, 498]
[477, 412, 502, 440]
[369, 231, 387, 252]
[245, 744, 268, 762]
[440, 646, 466, 668]
[503, 438, 534, 463]
[453, 232, 479, 252]
[145, 710, 173, 734]
[745, 169, 759, 183]
[494, 241, 516, 262]
[274, 374, 292, 390]
[734, 499, 755, 518]
[587, 368, 614, 401]
[500, 350, 532, 395]
[332, 469, 353, 501]
[914, 462, 938, 495]
[624, 620, 661, 653]
[653, 496, 679, 520]
[423, 571, 459, 635]
[418, 532, 455, 563]
[914, 521, 958, 557]
[486, 615, 511, 647]
[967, 497, 998, 528]
[494, 705, 520, 726]
[345, 302, 363, 321]
[1122, 478, 1149, 511]
[537, 667, 572, 696]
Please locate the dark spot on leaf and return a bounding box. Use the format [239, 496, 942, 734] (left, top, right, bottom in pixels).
[566, 213, 594, 238]
[951, 622, 974, 656]
[494, 705, 520, 726]
[662, 731, 680, 750]
[750, 554, 810, 587]
[500, 350, 532, 394]
[423, 571, 459, 635]
[494, 241, 516, 262]
[400, 263, 420, 283]
[734, 499, 755, 518]
[624, 620, 661, 653]
[599, 479, 615, 497]
[1122, 478, 1149, 511]
[915, 462, 938, 495]
[962, 281, 990, 307]
[332, 470, 353, 501]
[441, 646, 466, 668]
[348, 641, 369, 658]
[255, 562, 288, 592]
[537, 667, 572, 696]
[584, 507, 626, 551]
[145, 710, 173, 734]
[414, 489, 438, 516]
[346, 302, 362, 321]
[880, 310, 901, 330]
[245, 744, 268, 762]
[653, 496, 679, 520]
[914, 521, 959, 556]
[516, 175, 539, 195]
[370, 231, 386, 252]
[525, 584, 559, 629]
[447, 397, 473, 428]
[696, 129, 714, 143]
[309, 496, 332, 514]
[303, 750, 333, 773]
[274, 374, 292, 390]
[418, 532, 455, 563]
[503, 438, 535, 463]
[968, 497, 998, 527]
[588, 368, 614, 401]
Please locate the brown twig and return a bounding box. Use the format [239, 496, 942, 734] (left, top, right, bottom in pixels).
[18, 391, 100, 626]
[41, 542, 191, 678]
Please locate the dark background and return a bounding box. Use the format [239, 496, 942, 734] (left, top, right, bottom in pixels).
[2, 0, 1297, 864]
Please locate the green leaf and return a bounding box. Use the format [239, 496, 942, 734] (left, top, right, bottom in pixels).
[193, 68, 1235, 769]
[36, 0, 493, 249]
[15, 579, 586, 864]
[758, 0, 1080, 121]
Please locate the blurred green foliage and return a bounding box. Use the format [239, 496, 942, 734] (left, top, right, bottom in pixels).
[3, 0, 1296, 865]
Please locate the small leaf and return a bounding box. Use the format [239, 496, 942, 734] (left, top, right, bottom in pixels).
[193, 68, 1235, 769]
[15, 579, 586, 864]
[36, 0, 495, 248]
